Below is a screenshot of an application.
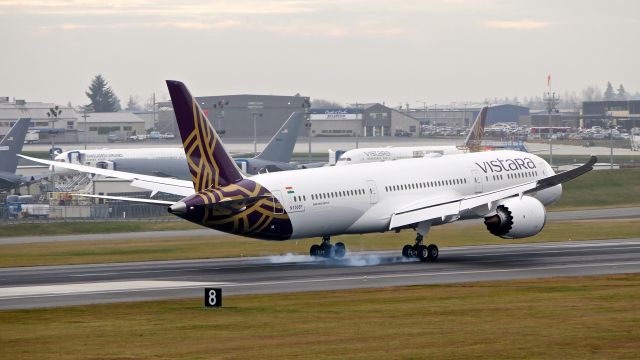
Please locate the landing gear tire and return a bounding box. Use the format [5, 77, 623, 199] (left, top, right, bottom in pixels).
[417, 245, 430, 262]
[427, 244, 439, 261]
[310, 244, 320, 257]
[402, 245, 413, 258]
[334, 242, 346, 259]
[310, 236, 346, 259]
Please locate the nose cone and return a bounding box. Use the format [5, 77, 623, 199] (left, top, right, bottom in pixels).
[168, 201, 187, 215]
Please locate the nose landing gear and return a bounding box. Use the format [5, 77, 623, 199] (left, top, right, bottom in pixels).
[310, 236, 346, 259]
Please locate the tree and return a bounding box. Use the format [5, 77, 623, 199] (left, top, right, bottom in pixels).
[125, 95, 141, 111]
[85, 74, 121, 112]
[617, 84, 627, 100]
[311, 98, 343, 108]
[603, 81, 615, 100]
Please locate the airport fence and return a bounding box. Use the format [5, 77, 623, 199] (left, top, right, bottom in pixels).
[0, 203, 174, 223]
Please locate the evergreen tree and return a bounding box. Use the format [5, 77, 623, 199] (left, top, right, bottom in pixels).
[603, 81, 615, 100]
[125, 95, 140, 111]
[617, 84, 627, 100]
[85, 74, 121, 112]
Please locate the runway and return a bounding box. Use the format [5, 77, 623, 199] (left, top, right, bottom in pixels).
[1, 207, 638, 245]
[1, 238, 640, 310]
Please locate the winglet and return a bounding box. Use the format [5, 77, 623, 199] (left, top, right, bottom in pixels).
[528, 155, 597, 193]
[166, 80, 243, 191]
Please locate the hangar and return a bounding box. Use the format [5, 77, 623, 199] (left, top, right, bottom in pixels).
[310, 104, 420, 137]
[157, 94, 311, 138]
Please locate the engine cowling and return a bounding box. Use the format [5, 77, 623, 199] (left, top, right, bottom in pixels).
[483, 196, 546, 239]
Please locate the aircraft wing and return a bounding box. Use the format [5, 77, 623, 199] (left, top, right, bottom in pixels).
[389, 156, 597, 229]
[18, 155, 195, 197]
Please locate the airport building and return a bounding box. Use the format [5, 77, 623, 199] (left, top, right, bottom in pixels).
[157, 94, 311, 138]
[310, 104, 420, 137]
[0, 97, 77, 142]
[76, 112, 146, 143]
[527, 111, 580, 128]
[582, 100, 640, 129]
[404, 104, 530, 127]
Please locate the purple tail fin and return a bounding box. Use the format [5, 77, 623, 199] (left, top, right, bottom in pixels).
[166, 80, 243, 191]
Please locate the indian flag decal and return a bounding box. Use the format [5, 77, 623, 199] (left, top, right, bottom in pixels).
[285, 186, 294, 194]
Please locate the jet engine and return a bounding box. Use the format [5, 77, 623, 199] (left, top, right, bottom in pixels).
[96, 161, 115, 170]
[483, 196, 546, 239]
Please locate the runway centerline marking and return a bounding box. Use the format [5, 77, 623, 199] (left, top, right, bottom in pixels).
[463, 245, 640, 257]
[220, 260, 640, 288]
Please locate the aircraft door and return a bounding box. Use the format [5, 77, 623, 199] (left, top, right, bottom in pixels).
[366, 180, 378, 204]
[271, 190, 284, 214]
[471, 170, 483, 193]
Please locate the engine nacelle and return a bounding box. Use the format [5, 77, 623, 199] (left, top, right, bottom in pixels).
[96, 161, 115, 170]
[483, 196, 546, 239]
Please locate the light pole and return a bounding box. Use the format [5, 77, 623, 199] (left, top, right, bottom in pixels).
[607, 111, 614, 170]
[46, 105, 62, 159]
[81, 105, 93, 150]
[247, 101, 264, 156]
[544, 91, 559, 166]
[416, 100, 428, 134]
[251, 111, 262, 156]
[213, 99, 228, 133]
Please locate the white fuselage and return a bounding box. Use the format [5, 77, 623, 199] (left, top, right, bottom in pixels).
[254, 150, 560, 239]
[55, 148, 184, 166]
[335, 146, 466, 166]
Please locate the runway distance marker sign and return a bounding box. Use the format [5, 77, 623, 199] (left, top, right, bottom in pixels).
[204, 288, 222, 307]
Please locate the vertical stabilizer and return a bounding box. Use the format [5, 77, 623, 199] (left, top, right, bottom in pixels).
[463, 106, 488, 150]
[0, 118, 30, 173]
[166, 80, 243, 191]
[255, 111, 304, 162]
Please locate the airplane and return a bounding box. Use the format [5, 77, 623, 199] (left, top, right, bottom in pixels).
[53, 111, 306, 177]
[21, 81, 596, 262]
[334, 106, 489, 166]
[0, 118, 32, 191]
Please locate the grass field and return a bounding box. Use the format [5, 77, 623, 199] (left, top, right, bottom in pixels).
[549, 168, 640, 210]
[1, 219, 638, 268]
[0, 220, 199, 238]
[1, 274, 639, 359]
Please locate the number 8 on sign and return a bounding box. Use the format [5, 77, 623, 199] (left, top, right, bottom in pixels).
[204, 288, 222, 307]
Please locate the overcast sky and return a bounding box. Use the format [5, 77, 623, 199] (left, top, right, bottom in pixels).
[0, 0, 638, 108]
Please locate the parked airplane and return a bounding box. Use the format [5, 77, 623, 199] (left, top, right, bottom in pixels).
[21, 81, 596, 262]
[0, 118, 32, 191]
[53, 111, 306, 177]
[334, 107, 489, 166]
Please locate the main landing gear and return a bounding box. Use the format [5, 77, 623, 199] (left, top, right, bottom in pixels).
[402, 221, 439, 262]
[310, 236, 346, 259]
